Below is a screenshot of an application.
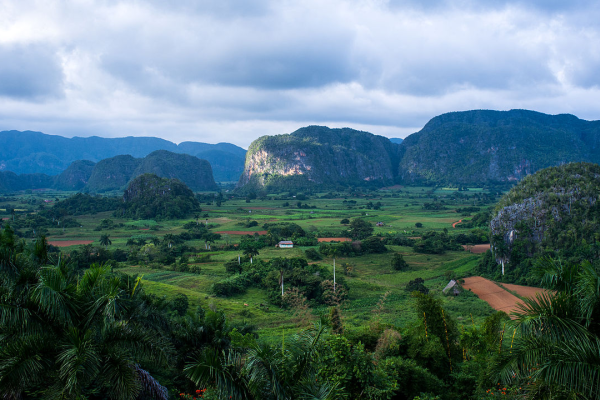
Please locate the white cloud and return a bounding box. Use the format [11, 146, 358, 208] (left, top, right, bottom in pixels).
[0, 0, 599, 147]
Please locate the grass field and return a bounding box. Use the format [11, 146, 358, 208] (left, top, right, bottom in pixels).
[0, 186, 500, 341]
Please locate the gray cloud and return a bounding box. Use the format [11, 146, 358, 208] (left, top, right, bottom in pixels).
[0, 44, 64, 99]
[0, 0, 599, 147]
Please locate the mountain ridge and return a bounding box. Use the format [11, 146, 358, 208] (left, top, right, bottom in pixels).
[0, 130, 245, 182]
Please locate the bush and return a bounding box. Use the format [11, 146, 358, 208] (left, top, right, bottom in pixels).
[305, 248, 322, 261]
[391, 253, 409, 271]
[406, 278, 429, 294]
[212, 274, 251, 297]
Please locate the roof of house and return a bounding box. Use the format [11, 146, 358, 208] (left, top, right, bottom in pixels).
[279, 241, 293, 244]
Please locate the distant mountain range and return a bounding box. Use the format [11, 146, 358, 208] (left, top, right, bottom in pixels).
[0, 130, 245, 182]
[4, 109, 600, 193]
[0, 150, 217, 192]
[238, 109, 600, 190]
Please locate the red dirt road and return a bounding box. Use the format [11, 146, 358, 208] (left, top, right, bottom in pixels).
[462, 244, 491, 254]
[452, 219, 463, 228]
[48, 240, 94, 247]
[215, 231, 268, 235]
[462, 276, 523, 315]
[317, 237, 352, 242]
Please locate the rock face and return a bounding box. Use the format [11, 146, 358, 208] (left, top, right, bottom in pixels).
[490, 162, 600, 264]
[238, 126, 401, 190]
[398, 109, 600, 186]
[54, 160, 96, 190]
[84, 151, 218, 192]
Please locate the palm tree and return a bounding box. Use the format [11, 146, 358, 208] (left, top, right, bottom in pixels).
[185, 317, 338, 400]
[494, 258, 600, 398]
[0, 258, 170, 399]
[99, 233, 112, 247]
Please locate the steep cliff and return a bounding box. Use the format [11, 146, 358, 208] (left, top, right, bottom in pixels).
[398, 109, 600, 186]
[237, 126, 401, 191]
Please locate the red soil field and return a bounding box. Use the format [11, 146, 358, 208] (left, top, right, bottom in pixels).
[317, 237, 352, 242]
[215, 231, 268, 235]
[462, 276, 522, 314]
[462, 244, 490, 254]
[501, 283, 550, 299]
[48, 240, 94, 247]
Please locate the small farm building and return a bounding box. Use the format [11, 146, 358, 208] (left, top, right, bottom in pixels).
[278, 241, 294, 248]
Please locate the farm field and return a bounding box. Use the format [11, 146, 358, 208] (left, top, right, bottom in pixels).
[0, 186, 510, 341]
[462, 276, 550, 316]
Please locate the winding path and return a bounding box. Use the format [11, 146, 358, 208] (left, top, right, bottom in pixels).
[452, 219, 463, 228]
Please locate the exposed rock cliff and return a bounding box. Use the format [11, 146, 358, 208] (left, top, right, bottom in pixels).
[237, 126, 401, 191]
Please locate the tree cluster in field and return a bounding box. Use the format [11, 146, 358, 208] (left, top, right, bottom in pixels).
[383, 229, 487, 255]
[50, 192, 122, 215]
[213, 256, 349, 307]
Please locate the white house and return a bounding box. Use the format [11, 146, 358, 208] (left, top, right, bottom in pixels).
[278, 241, 294, 248]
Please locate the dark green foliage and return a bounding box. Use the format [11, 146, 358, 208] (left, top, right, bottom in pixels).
[263, 222, 305, 239]
[391, 253, 409, 271]
[329, 306, 343, 334]
[117, 174, 200, 220]
[48, 193, 121, 215]
[304, 248, 322, 261]
[340, 218, 349, 224]
[413, 231, 462, 254]
[415, 222, 423, 228]
[406, 278, 429, 294]
[349, 218, 374, 240]
[172, 293, 190, 316]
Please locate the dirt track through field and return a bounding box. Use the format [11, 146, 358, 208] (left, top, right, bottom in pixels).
[48, 240, 94, 247]
[215, 231, 268, 235]
[462, 276, 523, 315]
[462, 244, 490, 254]
[317, 237, 352, 242]
[452, 219, 463, 228]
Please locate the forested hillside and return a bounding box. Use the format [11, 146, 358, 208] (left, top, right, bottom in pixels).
[398, 109, 600, 186]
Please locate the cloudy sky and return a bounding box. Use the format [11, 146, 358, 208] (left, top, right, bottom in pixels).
[1, 0, 599, 148]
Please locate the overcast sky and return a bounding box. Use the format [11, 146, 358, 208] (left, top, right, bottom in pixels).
[1, 0, 599, 148]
